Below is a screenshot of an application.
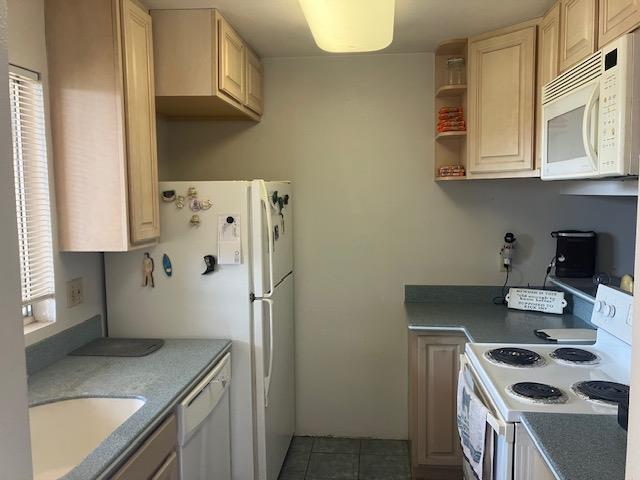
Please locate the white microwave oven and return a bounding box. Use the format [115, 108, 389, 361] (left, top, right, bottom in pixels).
[541, 31, 640, 180]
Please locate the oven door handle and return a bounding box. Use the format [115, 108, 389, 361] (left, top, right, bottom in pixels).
[582, 83, 600, 171]
[459, 355, 514, 442]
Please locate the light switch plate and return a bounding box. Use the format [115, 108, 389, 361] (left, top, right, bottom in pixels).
[67, 277, 83, 307]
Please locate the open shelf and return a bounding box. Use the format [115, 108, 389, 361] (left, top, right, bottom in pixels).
[436, 84, 467, 98]
[434, 38, 468, 183]
[435, 38, 468, 56]
[435, 131, 467, 141]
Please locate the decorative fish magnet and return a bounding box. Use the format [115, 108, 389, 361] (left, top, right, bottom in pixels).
[161, 190, 176, 202]
[142, 252, 155, 288]
[162, 254, 173, 277]
[202, 255, 216, 275]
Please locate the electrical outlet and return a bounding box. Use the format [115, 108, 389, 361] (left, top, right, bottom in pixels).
[67, 277, 83, 307]
[500, 257, 508, 272]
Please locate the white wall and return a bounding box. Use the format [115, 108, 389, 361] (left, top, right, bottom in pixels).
[8, 0, 105, 346]
[0, 0, 33, 476]
[160, 53, 636, 437]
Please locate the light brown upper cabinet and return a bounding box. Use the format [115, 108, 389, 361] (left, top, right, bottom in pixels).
[537, 3, 561, 168]
[45, 0, 160, 251]
[559, 0, 598, 71]
[246, 48, 265, 115]
[152, 9, 262, 120]
[598, 0, 640, 46]
[467, 23, 537, 176]
[218, 16, 246, 103]
[539, 4, 561, 87]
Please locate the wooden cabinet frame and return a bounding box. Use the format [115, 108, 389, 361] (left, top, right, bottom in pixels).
[409, 331, 466, 479]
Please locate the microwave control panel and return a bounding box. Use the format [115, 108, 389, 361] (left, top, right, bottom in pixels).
[599, 44, 628, 175]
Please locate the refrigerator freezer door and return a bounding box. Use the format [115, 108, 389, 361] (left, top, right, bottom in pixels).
[253, 273, 295, 480]
[251, 180, 293, 297]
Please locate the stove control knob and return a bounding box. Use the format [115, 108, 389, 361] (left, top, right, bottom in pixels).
[595, 300, 605, 313]
[607, 305, 616, 318]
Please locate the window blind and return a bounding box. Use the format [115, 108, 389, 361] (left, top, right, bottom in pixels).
[9, 67, 55, 307]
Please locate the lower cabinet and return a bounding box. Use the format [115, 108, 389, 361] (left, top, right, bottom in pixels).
[409, 331, 466, 479]
[514, 425, 556, 480]
[111, 414, 178, 480]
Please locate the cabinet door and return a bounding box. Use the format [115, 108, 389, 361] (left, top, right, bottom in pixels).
[514, 425, 556, 480]
[559, 0, 598, 71]
[152, 451, 178, 480]
[537, 3, 561, 168]
[121, 0, 160, 245]
[599, 0, 640, 47]
[540, 3, 561, 87]
[245, 48, 264, 115]
[410, 333, 465, 469]
[218, 17, 246, 103]
[468, 27, 536, 174]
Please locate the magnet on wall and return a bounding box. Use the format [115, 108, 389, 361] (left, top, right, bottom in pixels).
[162, 254, 173, 277]
[161, 190, 176, 202]
[187, 186, 198, 198]
[190, 214, 201, 226]
[143, 252, 155, 288]
[202, 255, 216, 275]
[176, 195, 185, 209]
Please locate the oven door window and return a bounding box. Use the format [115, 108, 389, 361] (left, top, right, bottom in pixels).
[547, 106, 586, 163]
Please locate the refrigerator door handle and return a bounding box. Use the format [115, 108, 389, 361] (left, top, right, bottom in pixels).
[260, 183, 275, 298]
[260, 298, 275, 408]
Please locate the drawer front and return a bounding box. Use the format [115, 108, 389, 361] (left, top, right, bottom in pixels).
[152, 451, 178, 480]
[112, 414, 177, 480]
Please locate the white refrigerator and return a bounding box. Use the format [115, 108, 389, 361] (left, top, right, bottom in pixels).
[105, 180, 294, 480]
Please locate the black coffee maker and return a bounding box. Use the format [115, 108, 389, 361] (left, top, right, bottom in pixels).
[551, 230, 597, 278]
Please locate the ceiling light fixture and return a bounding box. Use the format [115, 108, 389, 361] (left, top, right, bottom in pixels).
[298, 0, 395, 53]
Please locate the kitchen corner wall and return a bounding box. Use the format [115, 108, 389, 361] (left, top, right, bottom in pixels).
[159, 53, 636, 438]
[8, 0, 105, 347]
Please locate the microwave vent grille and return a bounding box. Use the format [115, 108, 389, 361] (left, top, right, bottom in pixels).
[543, 51, 603, 104]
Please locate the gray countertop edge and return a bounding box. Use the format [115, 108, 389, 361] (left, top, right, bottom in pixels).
[96, 342, 232, 479]
[519, 418, 563, 480]
[408, 324, 471, 338]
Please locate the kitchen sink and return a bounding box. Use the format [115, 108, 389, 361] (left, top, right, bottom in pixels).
[29, 397, 145, 480]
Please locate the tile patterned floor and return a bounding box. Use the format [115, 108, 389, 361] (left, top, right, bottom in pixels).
[278, 436, 410, 480]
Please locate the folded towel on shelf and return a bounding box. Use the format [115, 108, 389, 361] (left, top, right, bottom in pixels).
[457, 369, 488, 480]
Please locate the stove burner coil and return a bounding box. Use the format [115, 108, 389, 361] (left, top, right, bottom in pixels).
[486, 347, 545, 367]
[550, 348, 599, 364]
[573, 381, 630, 405]
[507, 382, 567, 403]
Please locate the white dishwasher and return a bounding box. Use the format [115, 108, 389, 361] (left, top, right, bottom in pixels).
[177, 352, 232, 480]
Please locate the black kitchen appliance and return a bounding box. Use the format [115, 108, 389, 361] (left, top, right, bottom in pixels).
[551, 230, 596, 278]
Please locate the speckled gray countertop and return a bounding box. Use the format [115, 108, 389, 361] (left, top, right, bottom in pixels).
[405, 302, 592, 343]
[28, 338, 231, 480]
[521, 413, 627, 480]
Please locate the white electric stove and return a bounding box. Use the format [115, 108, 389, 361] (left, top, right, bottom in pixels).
[460, 285, 633, 480]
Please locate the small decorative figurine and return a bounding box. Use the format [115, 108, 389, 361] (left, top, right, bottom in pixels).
[190, 214, 201, 226]
[162, 254, 173, 277]
[176, 195, 185, 209]
[161, 190, 176, 202]
[143, 252, 155, 288]
[187, 186, 198, 198]
[202, 255, 216, 275]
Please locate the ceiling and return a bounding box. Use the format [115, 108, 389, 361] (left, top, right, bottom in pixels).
[143, 0, 556, 57]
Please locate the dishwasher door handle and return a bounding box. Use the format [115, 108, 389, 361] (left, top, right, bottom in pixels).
[178, 352, 231, 445]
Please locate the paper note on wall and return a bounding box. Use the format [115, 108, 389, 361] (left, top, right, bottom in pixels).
[218, 214, 242, 265]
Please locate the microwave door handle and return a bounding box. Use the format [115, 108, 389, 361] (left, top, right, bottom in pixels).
[582, 85, 600, 170]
